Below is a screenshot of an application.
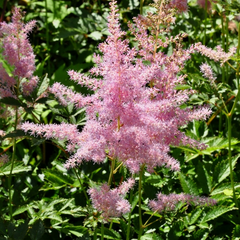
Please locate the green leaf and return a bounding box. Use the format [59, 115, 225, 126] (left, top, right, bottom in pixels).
[175, 84, 191, 90]
[88, 31, 103, 40]
[43, 169, 74, 186]
[201, 205, 238, 223]
[0, 97, 23, 107]
[61, 224, 88, 237]
[203, 137, 239, 153]
[30, 220, 45, 240]
[189, 208, 203, 225]
[179, 172, 199, 195]
[37, 74, 50, 97]
[192, 229, 209, 240]
[0, 52, 14, 77]
[213, 154, 240, 186]
[3, 130, 26, 139]
[210, 182, 240, 196]
[197, 162, 212, 194]
[13, 205, 29, 217]
[233, 225, 240, 237]
[0, 162, 31, 176]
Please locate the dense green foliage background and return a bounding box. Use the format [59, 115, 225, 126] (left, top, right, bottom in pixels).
[1, 0, 240, 239]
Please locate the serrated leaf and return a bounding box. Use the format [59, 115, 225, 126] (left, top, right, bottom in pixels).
[189, 208, 203, 225]
[37, 74, 49, 97]
[201, 206, 237, 223]
[0, 162, 31, 176]
[210, 182, 240, 196]
[213, 154, 240, 186]
[203, 137, 239, 153]
[197, 162, 212, 194]
[43, 169, 74, 186]
[179, 172, 199, 195]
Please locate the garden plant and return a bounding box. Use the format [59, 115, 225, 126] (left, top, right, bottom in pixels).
[0, 0, 240, 239]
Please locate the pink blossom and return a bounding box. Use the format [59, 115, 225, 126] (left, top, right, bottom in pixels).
[21, 0, 213, 174]
[194, 43, 236, 66]
[0, 7, 38, 98]
[200, 63, 216, 85]
[88, 178, 134, 220]
[149, 192, 217, 213]
[171, 0, 188, 12]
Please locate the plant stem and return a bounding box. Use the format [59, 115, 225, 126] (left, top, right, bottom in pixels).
[126, 188, 133, 240]
[203, 0, 207, 45]
[138, 164, 145, 240]
[73, 168, 89, 203]
[140, 0, 144, 15]
[101, 221, 104, 240]
[8, 106, 18, 221]
[108, 158, 115, 185]
[227, 115, 238, 207]
[45, 0, 50, 75]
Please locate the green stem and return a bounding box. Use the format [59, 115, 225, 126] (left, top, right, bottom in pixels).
[108, 158, 115, 186]
[203, 0, 208, 45]
[140, 0, 144, 15]
[73, 168, 89, 203]
[227, 115, 238, 207]
[221, 13, 225, 84]
[101, 222, 104, 240]
[8, 106, 18, 221]
[109, 220, 113, 230]
[237, 22, 240, 87]
[138, 165, 145, 240]
[225, 14, 229, 83]
[126, 188, 133, 240]
[45, 0, 50, 75]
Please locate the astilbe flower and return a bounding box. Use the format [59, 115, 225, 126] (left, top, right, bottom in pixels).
[88, 178, 135, 220]
[149, 193, 217, 213]
[23, 0, 212, 174]
[0, 7, 38, 98]
[21, 0, 218, 217]
[194, 43, 236, 66]
[200, 63, 216, 85]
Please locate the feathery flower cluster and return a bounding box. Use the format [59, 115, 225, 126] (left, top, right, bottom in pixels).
[20, 0, 220, 219]
[194, 44, 236, 66]
[88, 178, 135, 220]
[0, 7, 38, 98]
[149, 192, 217, 213]
[200, 63, 216, 85]
[171, 0, 188, 12]
[23, 0, 212, 174]
[21, 122, 80, 152]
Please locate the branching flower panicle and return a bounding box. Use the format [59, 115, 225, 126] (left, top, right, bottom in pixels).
[0, 7, 38, 99]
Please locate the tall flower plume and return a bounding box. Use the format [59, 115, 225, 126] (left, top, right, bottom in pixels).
[22, 0, 212, 174]
[0, 7, 38, 98]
